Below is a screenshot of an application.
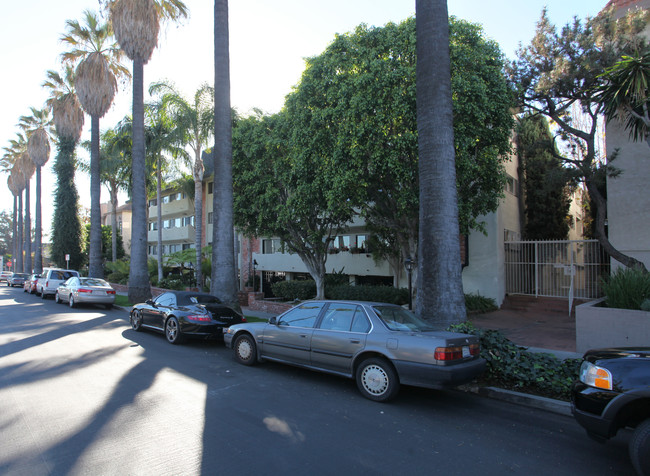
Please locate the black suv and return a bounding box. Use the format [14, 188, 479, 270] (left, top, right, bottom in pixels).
[571, 348, 650, 476]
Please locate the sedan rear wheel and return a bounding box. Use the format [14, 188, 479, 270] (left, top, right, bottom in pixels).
[356, 357, 399, 402]
[233, 334, 257, 366]
[69, 295, 76, 308]
[55, 292, 61, 304]
[41, 290, 47, 299]
[165, 317, 183, 345]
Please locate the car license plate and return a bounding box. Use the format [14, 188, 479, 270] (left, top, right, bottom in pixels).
[462, 346, 470, 358]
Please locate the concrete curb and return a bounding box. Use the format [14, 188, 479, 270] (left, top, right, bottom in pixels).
[458, 384, 572, 416]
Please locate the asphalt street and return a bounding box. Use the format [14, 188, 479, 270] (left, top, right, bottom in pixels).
[0, 286, 635, 475]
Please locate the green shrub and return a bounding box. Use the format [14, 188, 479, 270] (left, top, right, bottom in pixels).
[602, 267, 650, 310]
[271, 280, 317, 301]
[105, 259, 130, 285]
[326, 285, 409, 305]
[465, 293, 498, 314]
[157, 277, 185, 290]
[449, 322, 581, 400]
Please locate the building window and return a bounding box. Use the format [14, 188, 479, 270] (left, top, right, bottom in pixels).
[262, 239, 283, 254]
[208, 182, 213, 194]
[355, 235, 369, 252]
[168, 244, 181, 254]
[149, 221, 158, 231]
[183, 216, 195, 227]
[118, 220, 123, 232]
[505, 175, 519, 196]
[182, 243, 195, 250]
[148, 198, 157, 207]
[208, 212, 213, 224]
[149, 245, 157, 255]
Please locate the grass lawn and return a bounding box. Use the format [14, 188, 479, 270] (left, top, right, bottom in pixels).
[114, 294, 133, 308]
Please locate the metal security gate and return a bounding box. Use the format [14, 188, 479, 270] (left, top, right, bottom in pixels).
[505, 240, 610, 306]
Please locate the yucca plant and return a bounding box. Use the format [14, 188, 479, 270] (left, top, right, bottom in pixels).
[602, 267, 650, 310]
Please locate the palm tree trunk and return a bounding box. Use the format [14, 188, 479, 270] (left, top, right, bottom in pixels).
[110, 184, 118, 262]
[156, 161, 163, 282]
[415, 0, 466, 326]
[17, 191, 23, 273]
[24, 180, 32, 273]
[129, 58, 152, 303]
[193, 164, 203, 290]
[89, 115, 103, 277]
[12, 195, 17, 272]
[211, 0, 239, 308]
[34, 166, 43, 274]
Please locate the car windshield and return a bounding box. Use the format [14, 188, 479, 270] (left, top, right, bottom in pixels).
[372, 306, 437, 332]
[79, 278, 109, 287]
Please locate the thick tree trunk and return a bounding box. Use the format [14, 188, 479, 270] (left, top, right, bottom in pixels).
[129, 58, 152, 303]
[415, 0, 466, 326]
[34, 166, 43, 274]
[211, 0, 239, 309]
[17, 192, 23, 273]
[89, 115, 103, 277]
[12, 196, 17, 271]
[156, 162, 163, 282]
[585, 175, 647, 271]
[24, 180, 32, 273]
[110, 185, 118, 262]
[193, 161, 204, 290]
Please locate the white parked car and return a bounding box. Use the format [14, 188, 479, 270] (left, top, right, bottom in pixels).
[38, 268, 80, 299]
[55, 277, 116, 309]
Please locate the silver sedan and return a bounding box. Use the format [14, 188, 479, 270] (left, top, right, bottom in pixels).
[224, 300, 486, 402]
[55, 277, 116, 309]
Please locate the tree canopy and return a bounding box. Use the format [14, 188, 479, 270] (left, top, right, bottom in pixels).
[508, 6, 649, 271]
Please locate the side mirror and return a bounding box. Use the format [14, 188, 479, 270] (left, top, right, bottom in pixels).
[145, 299, 155, 306]
[269, 316, 277, 325]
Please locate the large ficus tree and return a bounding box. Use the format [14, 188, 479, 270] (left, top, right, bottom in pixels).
[508, 6, 649, 271]
[251, 15, 512, 310]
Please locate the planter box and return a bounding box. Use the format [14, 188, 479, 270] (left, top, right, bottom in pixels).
[576, 298, 650, 353]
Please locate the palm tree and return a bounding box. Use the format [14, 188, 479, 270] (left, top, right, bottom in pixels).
[144, 100, 186, 283]
[43, 67, 85, 270]
[212, 0, 238, 307]
[20, 153, 36, 273]
[7, 175, 18, 269]
[415, 0, 466, 325]
[19, 107, 53, 274]
[106, 0, 188, 303]
[61, 10, 130, 278]
[10, 162, 26, 272]
[150, 81, 213, 288]
[599, 49, 650, 148]
[99, 127, 131, 262]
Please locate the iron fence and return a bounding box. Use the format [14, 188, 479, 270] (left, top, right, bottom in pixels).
[505, 240, 610, 304]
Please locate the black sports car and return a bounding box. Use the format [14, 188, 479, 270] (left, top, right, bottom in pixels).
[130, 291, 245, 344]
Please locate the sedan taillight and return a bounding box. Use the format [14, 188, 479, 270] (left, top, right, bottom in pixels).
[106, 290, 116, 295]
[187, 314, 211, 322]
[434, 344, 479, 361]
[78, 288, 93, 293]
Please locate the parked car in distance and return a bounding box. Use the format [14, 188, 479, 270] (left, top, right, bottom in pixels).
[571, 347, 650, 476]
[0, 271, 13, 283]
[24, 274, 41, 294]
[55, 277, 116, 309]
[224, 300, 486, 402]
[7, 273, 29, 287]
[130, 291, 246, 345]
[38, 268, 80, 299]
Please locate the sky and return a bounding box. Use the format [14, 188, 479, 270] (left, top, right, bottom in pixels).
[1, 0, 611, 241]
